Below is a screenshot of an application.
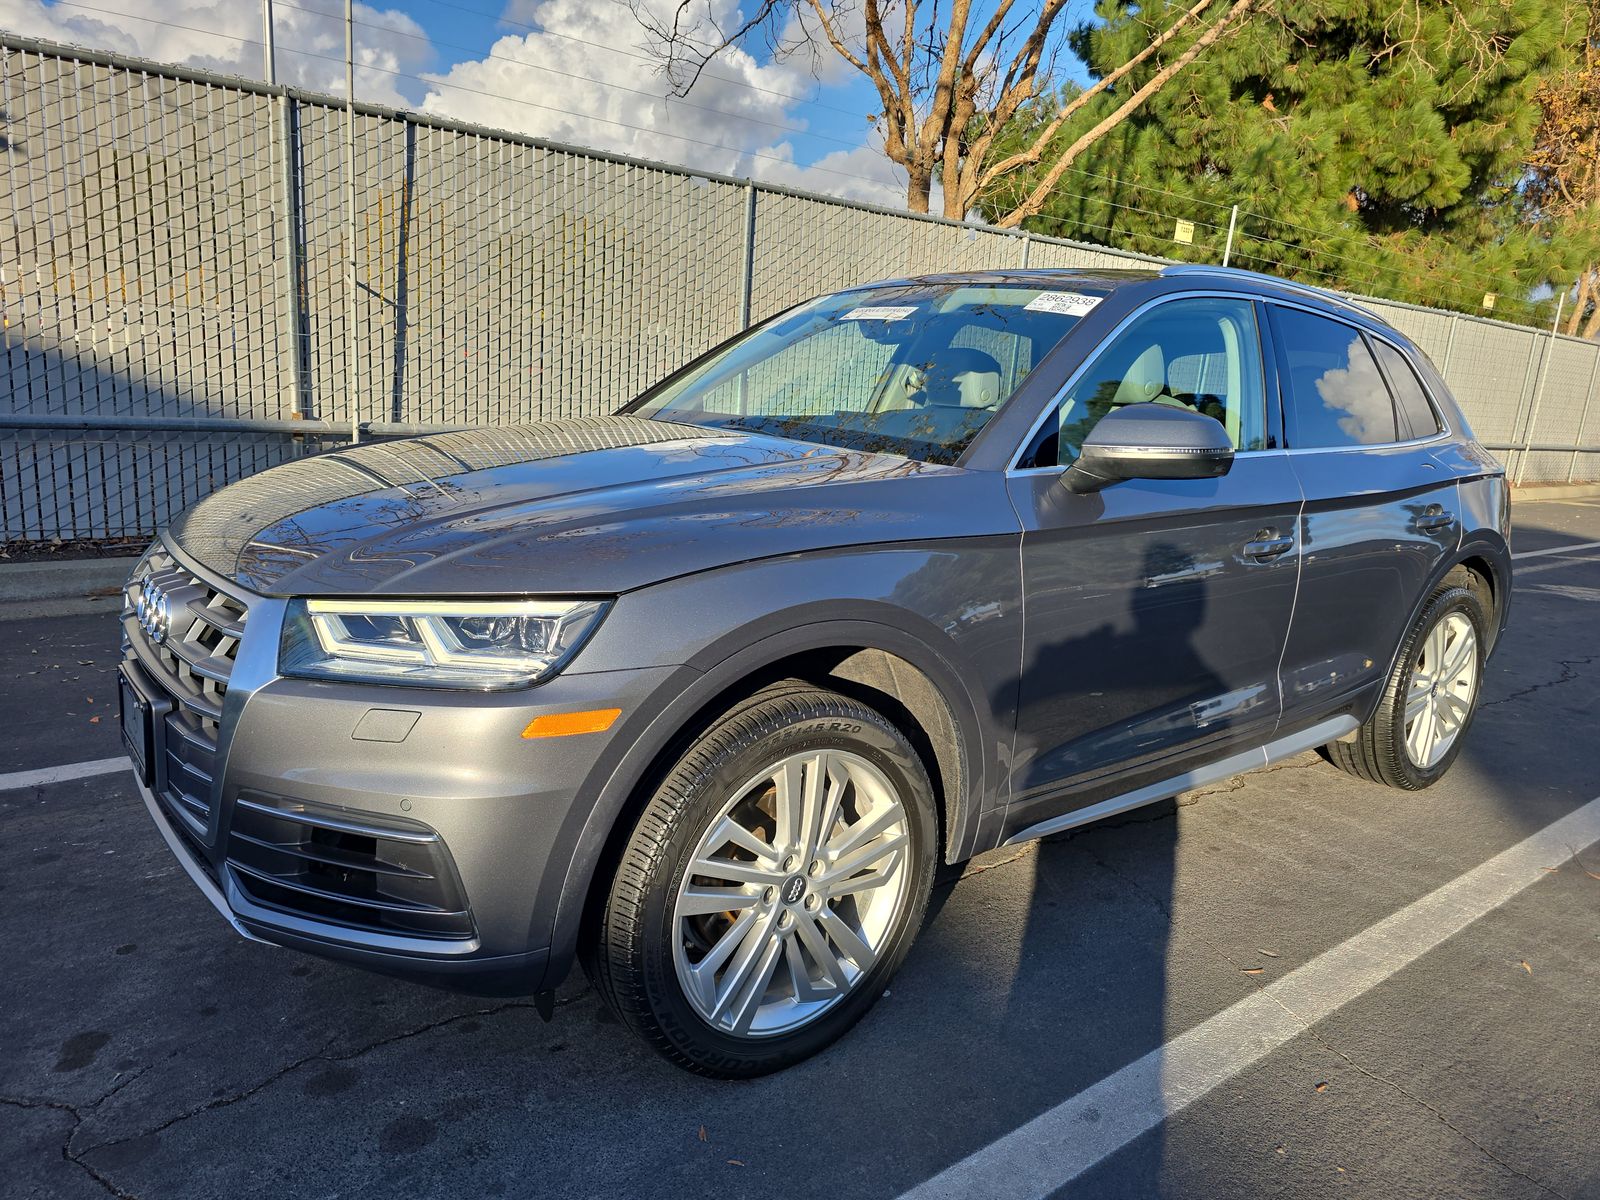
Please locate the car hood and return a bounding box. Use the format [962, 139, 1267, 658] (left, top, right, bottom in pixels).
[167, 416, 997, 596]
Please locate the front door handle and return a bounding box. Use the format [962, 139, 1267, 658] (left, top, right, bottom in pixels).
[1414, 508, 1457, 533]
[1243, 533, 1295, 561]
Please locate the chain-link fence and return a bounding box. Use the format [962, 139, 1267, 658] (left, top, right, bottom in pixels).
[3, 34, 1598, 542]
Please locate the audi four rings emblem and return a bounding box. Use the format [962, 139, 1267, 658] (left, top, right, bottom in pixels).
[136, 579, 172, 645]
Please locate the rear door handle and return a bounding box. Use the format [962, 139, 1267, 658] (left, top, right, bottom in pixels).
[1243, 534, 1294, 560]
[1414, 510, 1457, 533]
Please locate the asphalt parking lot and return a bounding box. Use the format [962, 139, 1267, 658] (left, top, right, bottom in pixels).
[3, 498, 1599, 1200]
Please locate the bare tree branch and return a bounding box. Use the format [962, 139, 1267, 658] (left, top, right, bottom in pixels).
[626, 0, 1252, 219]
[994, 0, 1259, 228]
[977, 0, 1224, 195]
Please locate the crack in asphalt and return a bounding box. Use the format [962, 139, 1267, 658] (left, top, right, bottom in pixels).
[1482, 655, 1598, 709]
[74, 994, 584, 1159]
[3, 1066, 154, 1200]
[1292, 1033, 1573, 1199]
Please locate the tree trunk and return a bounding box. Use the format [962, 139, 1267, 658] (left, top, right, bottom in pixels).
[907, 169, 933, 214]
[1567, 268, 1595, 337]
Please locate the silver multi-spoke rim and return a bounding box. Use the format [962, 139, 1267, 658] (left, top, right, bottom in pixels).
[671, 748, 912, 1039]
[1403, 611, 1478, 769]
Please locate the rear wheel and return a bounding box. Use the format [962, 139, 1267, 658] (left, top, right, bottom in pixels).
[588, 686, 937, 1077]
[1322, 574, 1488, 789]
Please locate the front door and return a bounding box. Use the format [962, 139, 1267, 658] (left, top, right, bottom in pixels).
[1003, 295, 1303, 836]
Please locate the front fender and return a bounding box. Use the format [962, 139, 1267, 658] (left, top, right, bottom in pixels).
[537, 539, 1022, 989]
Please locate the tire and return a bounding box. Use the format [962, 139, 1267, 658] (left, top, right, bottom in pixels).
[1322, 572, 1489, 789]
[587, 686, 938, 1077]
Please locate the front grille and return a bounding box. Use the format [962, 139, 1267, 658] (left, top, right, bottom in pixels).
[123, 543, 250, 842]
[226, 793, 474, 940]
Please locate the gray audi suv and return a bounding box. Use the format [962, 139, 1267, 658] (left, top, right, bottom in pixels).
[120, 265, 1510, 1075]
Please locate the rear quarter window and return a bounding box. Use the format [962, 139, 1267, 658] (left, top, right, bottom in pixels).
[1273, 307, 1399, 448]
[1373, 339, 1443, 438]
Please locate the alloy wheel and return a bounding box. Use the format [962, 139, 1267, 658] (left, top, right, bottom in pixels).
[671, 748, 912, 1038]
[1403, 611, 1478, 769]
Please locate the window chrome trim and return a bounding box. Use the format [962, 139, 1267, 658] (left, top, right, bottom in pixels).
[1261, 297, 1454, 449]
[1005, 289, 1275, 474]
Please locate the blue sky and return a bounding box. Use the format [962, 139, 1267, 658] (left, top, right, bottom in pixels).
[0, 0, 1086, 206]
[393, 0, 889, 168]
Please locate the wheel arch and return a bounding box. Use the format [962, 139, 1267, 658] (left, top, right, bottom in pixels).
[1370, 536, 1510, 724]
[542, 617, 993, 991]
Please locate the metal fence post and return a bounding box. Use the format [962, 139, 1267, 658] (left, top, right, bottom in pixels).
[343, 0, 360, 443]
[275, 93, 309, 420]
[1505, 334, 1543, 479]
[1441, 313, 1460, 376]
[1570, 343, 1600, 484]
[1514, 295, 1563, 486]
[1020, 231, 1032, 268]
[261, 0, 275, 83]
[738, 183, 756, 330]
[1222, 205, 1238, 267]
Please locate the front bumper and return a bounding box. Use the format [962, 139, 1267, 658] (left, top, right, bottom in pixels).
[132, 661, 678, 991]
[124, 541, 680, 992]
[135, 771, 553, 988]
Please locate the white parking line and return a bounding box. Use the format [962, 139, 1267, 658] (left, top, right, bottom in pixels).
[896, 793, 1600, 1200]
[1513, 556, 1600, 578]
[0, 756, 129, 791]
[1511, 538, 1600, 561]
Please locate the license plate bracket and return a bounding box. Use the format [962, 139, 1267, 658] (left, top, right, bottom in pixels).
[119, 664, 169, 788]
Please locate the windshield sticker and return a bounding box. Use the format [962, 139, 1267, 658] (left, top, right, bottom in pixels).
[841, 305, 918, 321]
[1025, 291, 1102, 316]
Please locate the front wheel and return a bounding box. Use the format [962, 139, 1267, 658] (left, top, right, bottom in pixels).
[1322, 572, 1488, 789]
[587, 686, 937, 1077]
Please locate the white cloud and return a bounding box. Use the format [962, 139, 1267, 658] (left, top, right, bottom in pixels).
[0, 0, 434, 106]
[1, 0, 910, 206]
[417, 0, 905, 205]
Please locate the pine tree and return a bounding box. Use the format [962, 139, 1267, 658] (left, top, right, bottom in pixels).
[982, 0, 1574, 323]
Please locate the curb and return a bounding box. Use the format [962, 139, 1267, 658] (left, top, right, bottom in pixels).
[1511, 483, 1600, 502]
[0, 556, 138, 609]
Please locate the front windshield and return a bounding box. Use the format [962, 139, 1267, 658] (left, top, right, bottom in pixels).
[626, 282, 1104, 464]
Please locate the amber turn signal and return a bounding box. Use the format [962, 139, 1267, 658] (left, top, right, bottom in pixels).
[521, 708, 622, 739]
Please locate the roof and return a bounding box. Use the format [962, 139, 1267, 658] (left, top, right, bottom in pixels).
[843, 264, 1389, 327]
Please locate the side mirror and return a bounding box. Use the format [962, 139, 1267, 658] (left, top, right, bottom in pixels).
[1060, 403, 1235, 494]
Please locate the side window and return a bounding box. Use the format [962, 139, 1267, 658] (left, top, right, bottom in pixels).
[1274, 308, 1399, 447]
[1373, 339, 1443, 438]
[1021, 297, 1267, 467]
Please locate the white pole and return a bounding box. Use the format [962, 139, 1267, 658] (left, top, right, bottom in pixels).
[344, 0, 359, 444]
[261, 0, 276, 84]
[1515, 292, 1564, 486]
[1222, 204, 1238, 267]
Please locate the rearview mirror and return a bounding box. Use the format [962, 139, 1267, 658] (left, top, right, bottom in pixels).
[1060, 403, 1235, 494]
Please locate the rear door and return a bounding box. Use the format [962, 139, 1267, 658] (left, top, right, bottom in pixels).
[1003, 295, 1304, 836]
[1266, 303, 1458, 731]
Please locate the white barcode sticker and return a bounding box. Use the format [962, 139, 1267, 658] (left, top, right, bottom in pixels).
[841, 305, 917, 321]
[1025, 291, 1102, 316]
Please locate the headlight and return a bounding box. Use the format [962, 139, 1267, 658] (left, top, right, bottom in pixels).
[279, 598, 610, 690]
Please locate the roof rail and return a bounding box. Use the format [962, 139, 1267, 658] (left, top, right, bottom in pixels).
[1159, 264, 1391, 326]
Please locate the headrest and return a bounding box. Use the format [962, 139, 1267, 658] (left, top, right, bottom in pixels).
[1113, 343, 1166, 406]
